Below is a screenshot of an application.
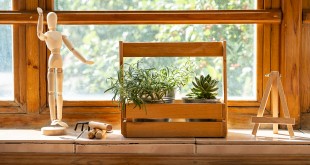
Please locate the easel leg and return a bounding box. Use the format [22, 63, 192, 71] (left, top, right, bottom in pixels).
[252, 123, 260, 136]
[287, 125, 294, 137]
[277, 76, 294, 137]
[272, 72, 279, 134]
[252, 72, 274, 136]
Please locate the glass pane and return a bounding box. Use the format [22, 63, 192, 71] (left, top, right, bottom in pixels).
[0, 0, 12, 10]
[0, 25, 13, 100]
[55, 0, 256, 11]
[58, 24, 256, 100]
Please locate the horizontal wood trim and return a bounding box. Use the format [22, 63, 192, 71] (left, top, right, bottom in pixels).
[125, 122, 225, 137]
[252, 117, 295, 125]
[54, 100, 260, 107]
[125, 103, 224, 119]
[228, 101, 261, 107]
[63, 101, 118, 107]
[40, 107, 120, 114]
[0, 10, 281, 24]
[0, 106, 25, 113]
[2, 153, 310, 164]
[0, 113, 121, 129]
[122, 42, 224, 57]
[0, 101, 19, 107]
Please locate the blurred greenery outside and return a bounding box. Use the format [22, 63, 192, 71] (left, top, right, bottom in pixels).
[55, 0, 257, 101]
[0, 0, 257, 101]
[0, 25, 13, 100]
[0, 1, 13, 100]
[0, 0, 11, 10]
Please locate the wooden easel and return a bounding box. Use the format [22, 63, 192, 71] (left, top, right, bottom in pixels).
[252, 71, 295, 138]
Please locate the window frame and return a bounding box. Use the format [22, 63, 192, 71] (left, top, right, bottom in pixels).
[0, 0, 283, 127]
[0, 3, 26, 113]
[46, 0, 275, 111]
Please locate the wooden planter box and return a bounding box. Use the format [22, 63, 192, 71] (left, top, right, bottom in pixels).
[119, 41, 228, 138]
[121, 103, 227, 138]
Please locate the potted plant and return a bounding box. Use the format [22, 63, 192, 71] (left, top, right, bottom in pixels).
[183, 74, 221, 122]
[105, 60, 193, 111]
[183, 74, 221, 103]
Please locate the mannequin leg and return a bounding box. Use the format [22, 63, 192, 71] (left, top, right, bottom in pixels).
[56, 68, 63, 121]
[48, 68, 56, 122]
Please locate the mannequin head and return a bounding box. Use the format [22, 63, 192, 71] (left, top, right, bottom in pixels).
[47, 12, 57, 31]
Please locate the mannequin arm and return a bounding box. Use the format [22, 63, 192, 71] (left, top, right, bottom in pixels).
[62, 35, 94, 65]
[37, 7, 46, 41]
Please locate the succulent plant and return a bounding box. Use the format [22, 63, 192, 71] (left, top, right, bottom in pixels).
[186, 74, 219, 99]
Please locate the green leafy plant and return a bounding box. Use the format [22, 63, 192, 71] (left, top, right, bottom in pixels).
[186, 74, 219, 99]
[105, 60, 193, 111]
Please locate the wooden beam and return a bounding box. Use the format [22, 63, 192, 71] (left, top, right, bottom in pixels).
[25, 1, 40, 114]
[0, 10, 281, 24]
[252, 117, 295, 125]
[280, 0, 302, 128]
[0, 113, 121, 129]
[300, 0, 310, 129]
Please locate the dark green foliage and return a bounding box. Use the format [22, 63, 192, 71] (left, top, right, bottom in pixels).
[186, 75, 219, 99]
[105, 60, 193, 110]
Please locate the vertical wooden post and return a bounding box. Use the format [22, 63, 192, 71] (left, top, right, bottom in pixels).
[271, 0, 280, 134]
[280, 0, 302, 128]
[26, 0, 40, 114]
[301, 1, 310, 129]
[263, 0, 272, 112]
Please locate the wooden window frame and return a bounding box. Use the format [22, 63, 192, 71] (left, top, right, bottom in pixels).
[1, 0, 297, 129]
[0, 2, 26, 113]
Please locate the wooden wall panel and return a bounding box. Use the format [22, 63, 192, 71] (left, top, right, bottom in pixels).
[280, 0, 302, 128]
[301, 26, 310, 113]
[300, 0, 310, 129]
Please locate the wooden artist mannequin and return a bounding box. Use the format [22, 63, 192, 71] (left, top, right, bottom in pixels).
[37, 8, 94, 134]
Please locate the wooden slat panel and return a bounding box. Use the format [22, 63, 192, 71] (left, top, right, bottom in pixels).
[0, 10, 282, 24]
[123, 42, 223, 57]
[125, 103, 224, 119]
[252, 117, 295, 125]
[281, 0, 302, 128]
[125, 122, 224, 137]
[301, 26, 310, 114]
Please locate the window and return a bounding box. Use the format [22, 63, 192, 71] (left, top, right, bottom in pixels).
[56, 1, 257, 102]
[0, 0, 12, 10]
[55, 0, 256, 10]
[0, 25, 13, 100]
[0, 0, 13, 101]
[59, 24, 256, 101]
[0, 0, 285, 128]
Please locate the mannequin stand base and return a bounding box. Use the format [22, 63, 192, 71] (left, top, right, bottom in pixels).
[41, 126, 66, 136]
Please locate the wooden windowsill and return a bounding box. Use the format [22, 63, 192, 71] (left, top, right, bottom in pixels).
[0, 129, 310, 155]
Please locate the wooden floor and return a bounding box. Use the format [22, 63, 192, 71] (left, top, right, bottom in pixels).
[1, 129, 310, 164]
[1, 154, 310, 165]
